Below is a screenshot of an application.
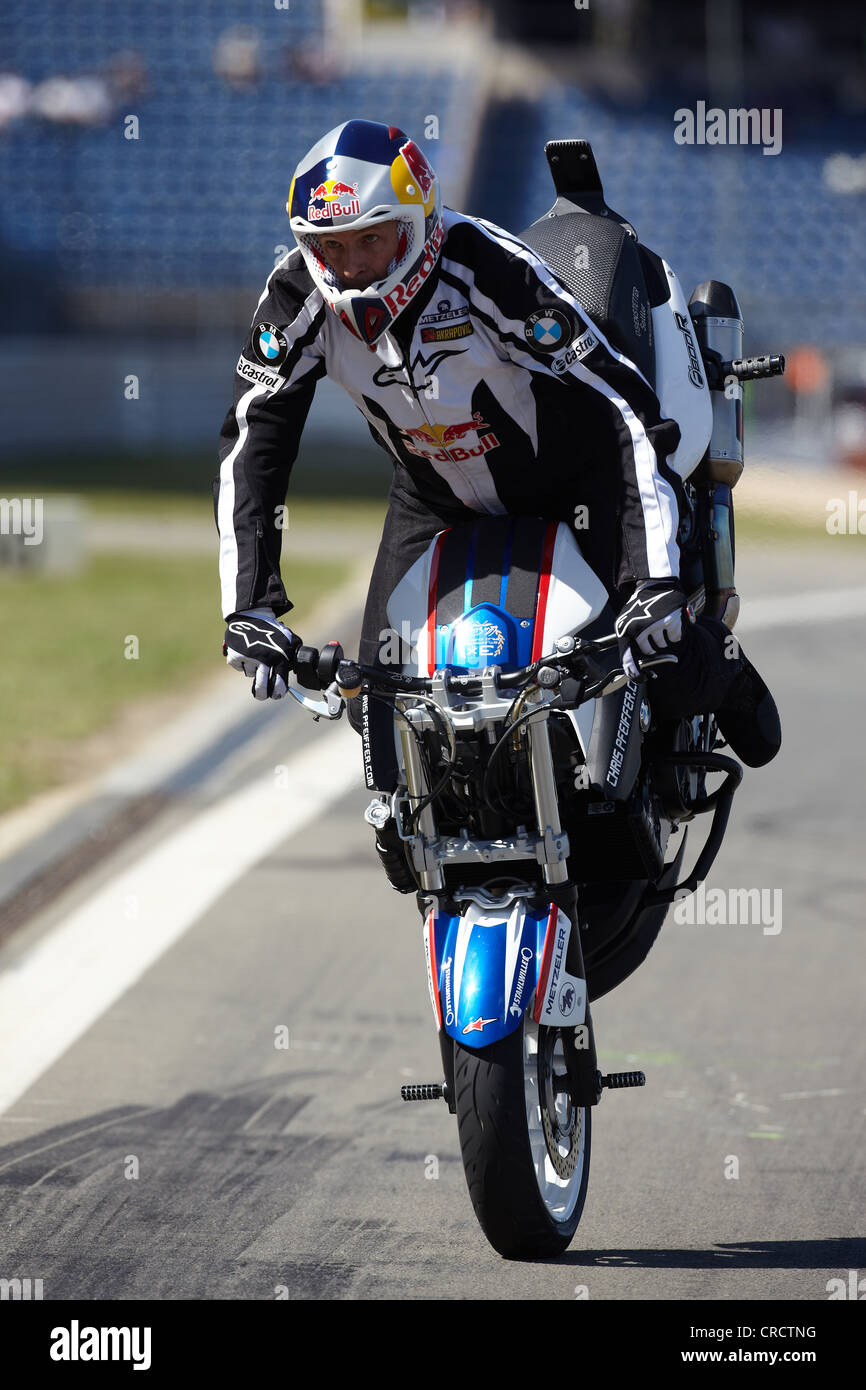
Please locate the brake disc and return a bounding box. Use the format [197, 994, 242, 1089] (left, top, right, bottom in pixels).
[538, 1027, 580, 1179]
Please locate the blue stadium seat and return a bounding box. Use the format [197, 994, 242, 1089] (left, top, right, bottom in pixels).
[505, 88, 866, 348]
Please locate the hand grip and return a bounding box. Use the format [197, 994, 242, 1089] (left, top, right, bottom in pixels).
[336, 659, 362, 699]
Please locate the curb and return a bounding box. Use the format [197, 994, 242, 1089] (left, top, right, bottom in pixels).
[0, 555, 374, 935]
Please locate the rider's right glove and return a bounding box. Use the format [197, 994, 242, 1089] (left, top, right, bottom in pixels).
[223, 607, 302, 701]
[615, 580, 695, 680]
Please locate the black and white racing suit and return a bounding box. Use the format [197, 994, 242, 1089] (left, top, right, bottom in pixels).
[215, 207, 736, 760]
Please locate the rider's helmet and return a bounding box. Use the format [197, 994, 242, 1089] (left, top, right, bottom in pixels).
[286, 119, 444, 347]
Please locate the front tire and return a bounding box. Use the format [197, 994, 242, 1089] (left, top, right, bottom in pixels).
[454, 1015, 591, 1258]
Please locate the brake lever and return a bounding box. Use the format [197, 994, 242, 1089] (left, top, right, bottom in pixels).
[285, 680, 344, 721]
[585, 668, 630, 698]
[586, 651, 678, 699]
[635, 652, 679, 672]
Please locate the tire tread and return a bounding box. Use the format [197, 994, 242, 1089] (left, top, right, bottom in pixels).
[454, 1024, 591, 1259]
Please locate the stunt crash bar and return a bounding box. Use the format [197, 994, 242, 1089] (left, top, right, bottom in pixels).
[640, 751, 743, 907]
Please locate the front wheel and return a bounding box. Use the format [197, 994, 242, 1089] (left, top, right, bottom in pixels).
[454, 1015, 591, 1258]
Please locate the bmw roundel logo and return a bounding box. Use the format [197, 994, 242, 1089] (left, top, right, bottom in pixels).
[524, 308, 573, 352]
[252, 322, 289, 368]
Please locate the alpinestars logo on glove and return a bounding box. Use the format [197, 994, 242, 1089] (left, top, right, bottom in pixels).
[615, 589, 688, 636]
[227, 620, 284, 655]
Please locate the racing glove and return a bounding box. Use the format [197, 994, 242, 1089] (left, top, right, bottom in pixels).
[615, 581, 695, 680]
[223, 607, 302, 701]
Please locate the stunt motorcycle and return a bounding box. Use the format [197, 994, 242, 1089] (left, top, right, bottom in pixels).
[279, 142, 784, 1258]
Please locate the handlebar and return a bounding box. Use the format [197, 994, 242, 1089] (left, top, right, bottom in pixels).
[287, 630, 675, 714]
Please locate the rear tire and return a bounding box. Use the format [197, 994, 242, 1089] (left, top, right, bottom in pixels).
[454, 1015, 591, 1258]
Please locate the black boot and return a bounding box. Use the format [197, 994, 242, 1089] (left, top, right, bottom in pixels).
[716, 647, 781, 768]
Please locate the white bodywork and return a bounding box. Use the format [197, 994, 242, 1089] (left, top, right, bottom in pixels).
[386, 522, 606, 758]
[651, 258, 713, 480]
[387, 522, 608, 675]
[532, 905, 587, 1029]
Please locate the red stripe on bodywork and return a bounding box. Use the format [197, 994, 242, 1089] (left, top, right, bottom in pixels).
[426, 910, 443, 1029]
[532, 904, 559, 1023]
[426, 532, 446, 675]
[530, 522, 558, 661]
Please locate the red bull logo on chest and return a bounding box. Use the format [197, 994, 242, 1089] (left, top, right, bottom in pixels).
[399, 413, 500, 465]
[307, 180, 361, 221]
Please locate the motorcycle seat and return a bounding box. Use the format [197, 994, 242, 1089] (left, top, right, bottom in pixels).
[518, 139, 712, 482]
[520, 205, 658, 390]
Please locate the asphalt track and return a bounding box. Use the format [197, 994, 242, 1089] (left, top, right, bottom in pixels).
[0, 539, 864, 1302]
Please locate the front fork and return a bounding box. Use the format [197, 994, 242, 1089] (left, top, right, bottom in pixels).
[527, 704, 602, 1107]
[411, 692, 605, 1110]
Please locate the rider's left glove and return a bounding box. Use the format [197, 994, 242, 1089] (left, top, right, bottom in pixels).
[223, 607, 302, 701]
[615, 581, 695, 680]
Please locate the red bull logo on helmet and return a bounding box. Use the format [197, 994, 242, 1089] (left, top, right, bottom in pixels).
[307, 179, 361, 222]
[399, 140, 435, 204]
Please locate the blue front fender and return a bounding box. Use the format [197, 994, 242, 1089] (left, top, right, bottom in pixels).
[423, 900, 587, 1047]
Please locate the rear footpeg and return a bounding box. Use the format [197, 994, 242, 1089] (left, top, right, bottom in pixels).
[601, 1071, 646, 1089]
[401, 1082, 449, 1102]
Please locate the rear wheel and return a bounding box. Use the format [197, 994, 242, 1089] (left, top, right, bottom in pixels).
[454, 1015, 591, 1258]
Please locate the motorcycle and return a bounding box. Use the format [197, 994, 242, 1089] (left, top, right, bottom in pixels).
[272, 140, 784, 1258]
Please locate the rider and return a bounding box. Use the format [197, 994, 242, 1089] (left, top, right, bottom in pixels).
[216, 120, 780, 867]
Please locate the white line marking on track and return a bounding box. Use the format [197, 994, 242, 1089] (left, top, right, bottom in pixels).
[0, 581, 863, 1119]
[736, 586, 866, 631]
[0, 722, 361, 1117]
[780, 1088, 846, 1100]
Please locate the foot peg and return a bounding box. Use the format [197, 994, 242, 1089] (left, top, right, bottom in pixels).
[401, 1082, 448, 1102]
[600, 1071, 646, 1089]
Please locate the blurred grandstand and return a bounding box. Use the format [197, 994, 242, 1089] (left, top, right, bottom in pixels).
[0, 0, 864, 486]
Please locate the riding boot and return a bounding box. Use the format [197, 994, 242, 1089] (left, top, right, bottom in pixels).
[649, 617, 781, 768]
[715, 646, 782, 768]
